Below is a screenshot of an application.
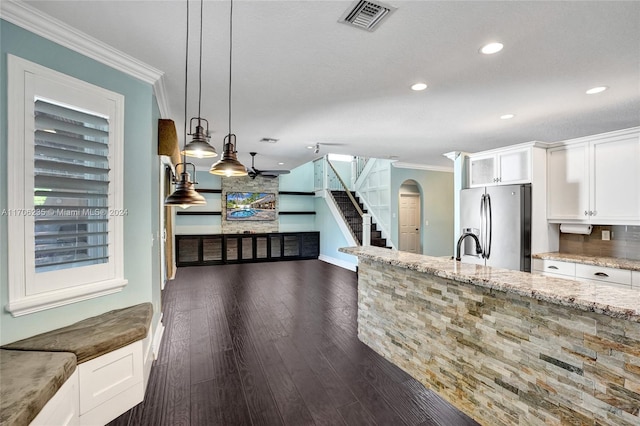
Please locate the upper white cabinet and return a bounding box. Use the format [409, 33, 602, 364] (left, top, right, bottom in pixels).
[469, 146, 531, 187]
[547, 128, 640, 224]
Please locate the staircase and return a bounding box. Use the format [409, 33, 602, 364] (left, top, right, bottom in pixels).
[331, 191, 390, 248]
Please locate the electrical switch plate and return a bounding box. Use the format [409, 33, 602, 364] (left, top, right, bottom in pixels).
[602, 230, 610, 241]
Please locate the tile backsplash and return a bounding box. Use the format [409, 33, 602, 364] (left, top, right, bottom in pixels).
[559, 225, 640, 260]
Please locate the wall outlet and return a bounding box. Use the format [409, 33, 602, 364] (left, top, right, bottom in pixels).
[602, 230, 610, 241]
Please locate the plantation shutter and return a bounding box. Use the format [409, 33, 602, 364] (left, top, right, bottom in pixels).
[33, 99, 110, 273]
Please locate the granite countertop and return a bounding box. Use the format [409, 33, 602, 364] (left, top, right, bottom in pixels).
[340, 246, 640, 322]
[532, 252, 640, 272]
[2, 302, 153, 363]
[0, 349, 76, 426]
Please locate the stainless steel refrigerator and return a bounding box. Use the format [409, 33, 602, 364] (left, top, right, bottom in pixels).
[459, 184, 531, 272]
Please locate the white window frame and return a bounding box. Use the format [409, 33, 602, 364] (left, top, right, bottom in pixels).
[6, 55, 127, 317]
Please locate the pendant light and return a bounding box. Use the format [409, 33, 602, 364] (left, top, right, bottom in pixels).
[165, 0, 206, 208]
[181, 0, 217, 159]
[210, 0, 248, 177]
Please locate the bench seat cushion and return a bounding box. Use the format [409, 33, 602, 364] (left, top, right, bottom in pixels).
[2, 303, 152, 364]
[0, 349, 76, 426]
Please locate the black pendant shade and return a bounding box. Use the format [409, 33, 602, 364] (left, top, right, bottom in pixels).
[209, 134, 248, 177]
[182, 118, 217, 158]
[164, 166, 206, 207]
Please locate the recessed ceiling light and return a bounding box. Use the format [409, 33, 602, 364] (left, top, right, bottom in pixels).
[411, 82, 428, 91]
[306, 145, 314, 149]
[586, 86, 608, 95]
[278, 162, 284, 165]
[500, 114, 515, 120]
[480, 42, 504, 55]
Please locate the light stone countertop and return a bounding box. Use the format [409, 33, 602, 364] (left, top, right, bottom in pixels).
[532, 252, 640, 272]
[339, 246, 640, 322]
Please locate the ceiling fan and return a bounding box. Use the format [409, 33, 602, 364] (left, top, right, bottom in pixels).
[247, 152, 290, 179]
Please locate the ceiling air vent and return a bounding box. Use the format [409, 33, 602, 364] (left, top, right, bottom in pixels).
[339, 0, 396, 32]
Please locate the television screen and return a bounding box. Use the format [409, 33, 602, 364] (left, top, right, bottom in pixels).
[226, 192, 277, 221]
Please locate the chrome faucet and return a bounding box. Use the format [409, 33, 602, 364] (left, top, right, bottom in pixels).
[455, 232, 482, 261]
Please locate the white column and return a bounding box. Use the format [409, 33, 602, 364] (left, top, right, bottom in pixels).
[362, 213, 371, 246]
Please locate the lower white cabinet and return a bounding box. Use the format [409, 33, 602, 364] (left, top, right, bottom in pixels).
[533, 258, 633, 289]
[633, 271, 640, 289]
[31, 334, 151, 426]
[532, 259, 575, 279]
[31, 370, 79, 426]
[79, 340, 145, 425]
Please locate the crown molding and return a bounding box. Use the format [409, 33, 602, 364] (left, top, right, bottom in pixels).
[392, 162, 453, 173]
[153, 76, 171, 119]
[1, 1, 168, 106]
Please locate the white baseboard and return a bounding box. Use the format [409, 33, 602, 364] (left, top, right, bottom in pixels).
[152, 316, 165, 360]
[319, 254, 357, 272]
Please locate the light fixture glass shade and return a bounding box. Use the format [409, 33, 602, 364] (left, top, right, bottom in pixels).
[209, 134, 248, 177]
[165, 167, 207, 206]
[181, 118, 217, 158]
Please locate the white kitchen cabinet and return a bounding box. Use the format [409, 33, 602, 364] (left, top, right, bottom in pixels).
[533, 258, 635, 289]
[532, 258, 575, 279]
[469, 146, 531, 187]
[547, 128, 640, 224]
[574, 263, 632, 288]
[547, 143, 589, 221]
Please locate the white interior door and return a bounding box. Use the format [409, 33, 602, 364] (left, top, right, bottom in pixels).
[399, 194, 420, 253]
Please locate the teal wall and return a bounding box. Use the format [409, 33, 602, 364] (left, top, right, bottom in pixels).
[0, 20, 160, 344]
[279, 162, 315, 232]
[314, 196, 357, 268]
[390, 167, 455, 257]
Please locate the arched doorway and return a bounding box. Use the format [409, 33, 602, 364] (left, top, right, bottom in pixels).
[398, 180, 422, 253]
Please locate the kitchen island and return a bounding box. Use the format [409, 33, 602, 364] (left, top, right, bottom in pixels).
[340, 246, 640, 425]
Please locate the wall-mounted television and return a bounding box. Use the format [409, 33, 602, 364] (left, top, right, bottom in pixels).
[226, 192, 277, 221]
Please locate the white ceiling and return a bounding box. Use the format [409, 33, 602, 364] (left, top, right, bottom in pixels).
[19, 0, 640, 171]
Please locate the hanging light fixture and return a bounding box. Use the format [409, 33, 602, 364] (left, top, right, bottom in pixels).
[165, 0, 206, 208]
[210, 0, 248, 177]
[181, 0, 218, 159]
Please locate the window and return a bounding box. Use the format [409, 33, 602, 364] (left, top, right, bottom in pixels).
[6, 55, 126, 316]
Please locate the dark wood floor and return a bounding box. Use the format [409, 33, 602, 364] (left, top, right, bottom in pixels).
[109, 260, 479, 426]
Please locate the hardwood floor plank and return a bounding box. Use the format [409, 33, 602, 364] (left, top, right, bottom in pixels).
[164, 338, 191, 426]
[227, 300, 284, 426]
[274, 337, 348, 425]
[320, 342, 408, 425]
[260, 354, 316, 426]
[190, 308, 215, 385]
[337, 401, 378, 426]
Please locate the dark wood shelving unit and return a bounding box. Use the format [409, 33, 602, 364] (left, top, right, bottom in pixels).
[176, 231, 319, 266]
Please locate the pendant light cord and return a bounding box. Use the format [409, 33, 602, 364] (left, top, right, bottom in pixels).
[228, 0, 233, 140]
[198, 0, 204, 119]
[182, 0, 190, 165]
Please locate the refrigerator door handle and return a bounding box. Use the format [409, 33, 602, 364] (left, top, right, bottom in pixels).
[479, 194, 486, 258]
[485, 193, 492, 259]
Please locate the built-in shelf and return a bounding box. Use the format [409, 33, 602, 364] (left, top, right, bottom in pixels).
[278, 191, 315, 196]
[193, 189, 313, 196]
[176, 211, 221, 216]
[278, 211, 316, 215]
[177, 211, 314, 216]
